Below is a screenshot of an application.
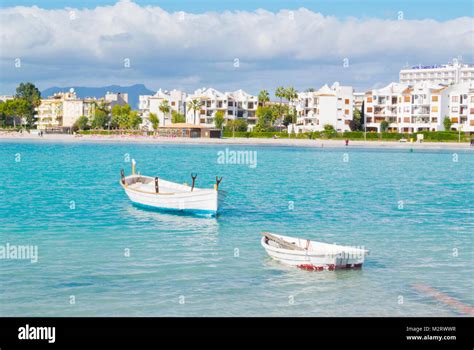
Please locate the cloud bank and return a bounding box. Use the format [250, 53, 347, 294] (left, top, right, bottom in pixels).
[1, 0, 472, 94]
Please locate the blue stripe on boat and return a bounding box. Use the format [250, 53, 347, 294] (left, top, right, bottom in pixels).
[131, 202, 218, 217]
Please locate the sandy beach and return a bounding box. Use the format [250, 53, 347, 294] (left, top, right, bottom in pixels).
[0, 132, 472, 150]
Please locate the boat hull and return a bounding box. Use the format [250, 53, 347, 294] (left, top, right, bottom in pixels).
[261, 234, 368, 271]
[121, 175, 223, 217]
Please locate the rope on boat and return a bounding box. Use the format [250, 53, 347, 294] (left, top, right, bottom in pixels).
[191, 173, 197, 192]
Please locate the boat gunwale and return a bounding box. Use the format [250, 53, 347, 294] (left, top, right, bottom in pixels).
[120, 175, 217, 196]
[261, 236, 369, 258]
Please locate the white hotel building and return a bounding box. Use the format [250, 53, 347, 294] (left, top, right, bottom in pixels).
[185, 88, 258, 127]
[139, 89, 186, 127]
[364, 82, 474, 133]
[291, 82, 354, 132]
[139, 88, 258, 129]
[400, 61, 474, 85]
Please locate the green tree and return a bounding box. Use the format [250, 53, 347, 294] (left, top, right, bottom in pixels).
[285, 86, 298, 124]
[4, 99, 30, 128]
[322, 124, 336, 137]
[275, 86, 286, 120]
[189, 99, 201, 125]
[159, 100, 171, 127]
[225, 119, 248, 133]
[443, 116, 452, 131]
[282, 114, 293, 127]
[127, 111, 142, 129]
[305, 88, 316, 92]
[171, 110, 186, 123]
[0, 102, 6, 127]
[15, 82, 41, 127]
[349, 108, 362, 131]
[258, 90, 270, 107]
[380, 120, 390, 132]
[111, 104, 132, 129]
[214, 110, 225, 129]
[91, 108, 109, 129]
[75, 115, 89, 130]
[255, 106, 277, 132]
[149, 112, 159, 130]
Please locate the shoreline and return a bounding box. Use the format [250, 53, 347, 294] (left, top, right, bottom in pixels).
[0, 133, 472, 150]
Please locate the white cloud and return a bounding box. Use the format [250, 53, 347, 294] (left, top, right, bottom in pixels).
[0, 0, 472, 93]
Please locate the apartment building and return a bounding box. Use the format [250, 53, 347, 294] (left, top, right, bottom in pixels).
[353, 92, 365, 111]
[447, 83, 474, 132]
[364, 82, 474, 132]
[292, 82, 354, 132]
[139, 89, 186, 126]
[36, 91, 127, 130]
[185, 88, 258, 128]
[104, 92, 129, 108]
[400, 60, 474, 85]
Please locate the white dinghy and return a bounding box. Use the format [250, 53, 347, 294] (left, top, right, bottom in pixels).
[120, 160, 225, 216]
[261, 232, 369, 271]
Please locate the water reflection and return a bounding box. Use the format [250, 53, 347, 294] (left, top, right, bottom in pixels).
[125, 205, 219, 236]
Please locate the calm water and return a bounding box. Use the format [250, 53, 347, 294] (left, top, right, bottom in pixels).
[0, 140, 472, 316]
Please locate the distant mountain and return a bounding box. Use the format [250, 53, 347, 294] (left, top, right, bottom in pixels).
[41, 84, 155, 109]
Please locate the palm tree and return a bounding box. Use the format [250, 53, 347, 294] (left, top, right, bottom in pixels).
[275, 86, 286, 124]
[285, 87, 298, 135]
[159, 100, 171, 127]
[189, 99, 201, 125]
[258, 90, 270, 107]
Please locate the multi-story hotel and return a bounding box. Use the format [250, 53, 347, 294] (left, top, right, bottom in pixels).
[184, 88, 258, 128]
[364, 82, 474, 132]
[36, 91, 127, 130]
[139, 89, 186, 127]
[291, 82, 354, 132]
[139, 88, 258, 129]
[447, 83, 474, 132]
[399, 60, 474, 85]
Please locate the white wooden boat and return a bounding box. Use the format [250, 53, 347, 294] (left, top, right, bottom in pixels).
[120, 160, 225, 216]
[261, 232, 369, 271]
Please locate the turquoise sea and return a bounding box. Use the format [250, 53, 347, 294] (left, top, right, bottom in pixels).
[0, 140, 472, 316]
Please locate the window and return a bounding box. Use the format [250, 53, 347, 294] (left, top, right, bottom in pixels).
[470, 108, 474, 115]
[367, 107, 373, 113]
[452, 96, 459, 102]
[404, 96, 410, 103]
[431, 96, 438, 102]
[451, 107, 458, 113]
[367, 97, 373, 103]
[345, 99, 350, 105]
[431, 106, 438, 113]
[471, 96, 474, 103]
[344, 109, 350, 115]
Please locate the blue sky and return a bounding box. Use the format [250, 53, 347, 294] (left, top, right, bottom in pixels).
[0, 0, 473, 96]
[1, 0, 471, 20]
